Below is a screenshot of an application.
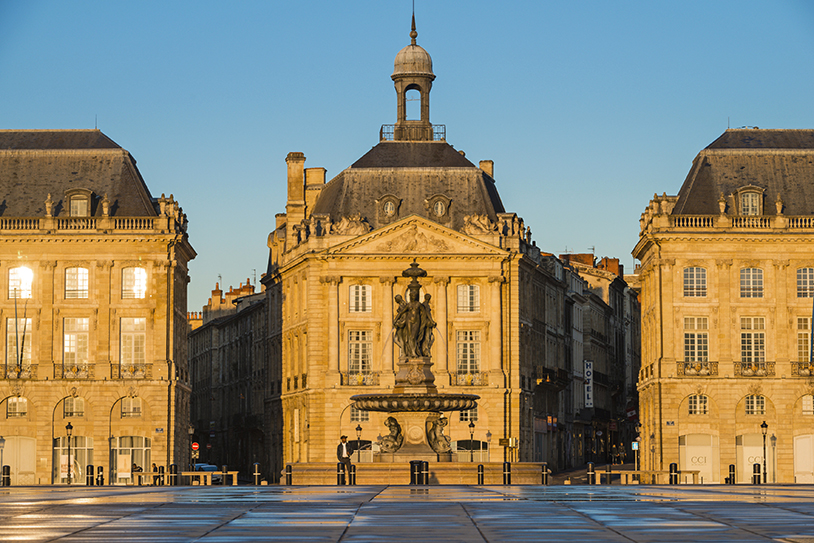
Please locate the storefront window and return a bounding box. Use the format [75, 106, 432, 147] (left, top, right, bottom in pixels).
[52, 436, 93, 484]
[110, 436, 151, 484]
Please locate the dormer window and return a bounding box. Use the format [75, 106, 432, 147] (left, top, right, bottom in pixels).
[425, 194, 451, 222]
[376, 195, 402, 225]
[734, 186, 764, 216]
[65, 188, 93, 217]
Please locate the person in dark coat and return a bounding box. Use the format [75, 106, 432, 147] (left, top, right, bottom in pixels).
[336, 435, 355, 483]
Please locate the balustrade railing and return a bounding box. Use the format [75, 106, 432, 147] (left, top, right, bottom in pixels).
[455, 372, 489, 386]
[341, 371, 379, 386]
[677, 361, 718, 376]
[112, 363, 152, 379]
[734, 361, 775, 377]
[792, 362, 814, 377]
[57, 217, 97, 230]
[4, 364, 35, 379]
[56, 363, 93, 379]
[732, 216, 771, 228]
[670, 216, 716, 228]
[0, 218, 40, 230]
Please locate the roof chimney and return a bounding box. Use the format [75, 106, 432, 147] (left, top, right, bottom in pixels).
[479, 160, 494, 178]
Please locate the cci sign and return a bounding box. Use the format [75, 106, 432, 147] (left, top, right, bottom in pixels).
[584, 360, 594, 408]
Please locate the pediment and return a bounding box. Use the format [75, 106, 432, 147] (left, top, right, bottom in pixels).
[326, 215, 506, 256]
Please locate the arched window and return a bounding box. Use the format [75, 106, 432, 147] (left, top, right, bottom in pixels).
[64, 396, 85, 417]
[9, 266, 33, 298]
[121, 397, 142, 418]
[740, 268, 763, 298]
[121, 267, 147, 299]
[65, 267, 88, 299]
[803, 394, 813, 416]
[7, 396, 27, 417]
[350, 406, 369, 422]
[745, 394, 765, 415]
[688, 394, 708, 415]
[683, 267, 707, 297]
[405, 88, 421, 120]
[798, 268, 814, 298]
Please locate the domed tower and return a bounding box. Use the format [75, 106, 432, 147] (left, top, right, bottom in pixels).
[391, 14, 436, 141]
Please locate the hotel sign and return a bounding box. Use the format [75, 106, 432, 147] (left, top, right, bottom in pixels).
[584, 360, 594, 408]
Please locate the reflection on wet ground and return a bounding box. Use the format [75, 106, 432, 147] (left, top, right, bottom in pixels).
[0, 484, 813, 542]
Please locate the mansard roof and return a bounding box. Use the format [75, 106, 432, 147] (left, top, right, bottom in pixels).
[0, 129, 157, 217]
[311, 141, 505, 231]
[672, 129, 814, 216]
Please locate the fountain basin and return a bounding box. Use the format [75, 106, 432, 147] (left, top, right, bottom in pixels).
[351, 393, 479, 413]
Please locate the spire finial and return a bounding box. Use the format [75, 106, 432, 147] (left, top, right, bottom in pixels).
[410, 3, 417, 45]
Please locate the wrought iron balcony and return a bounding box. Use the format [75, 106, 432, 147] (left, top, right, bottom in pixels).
[677, 361, 718, 376]
[56, 363, 93, 379]
[379, 124, 446, 142]
[455, 372, 488, 386]
[341, 372, 379, 386]
[4, 364, 35, 379]
[112, 363, 152, 379]
[734, 361, 775, 377]
[792, 362, 814, 377]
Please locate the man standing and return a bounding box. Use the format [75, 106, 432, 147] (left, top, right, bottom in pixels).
[336, 435, 354, 484]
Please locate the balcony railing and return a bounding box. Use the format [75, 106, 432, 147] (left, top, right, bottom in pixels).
[0, 215, 183, 234]
[665, 214, 814, 230]
[341, 372, 379, 386]
[112, 363, 152, 379]
[677, 361, 718, 376]
[56, 363, 94, 379]
[734, 361, 775, 377]
[4, 364, 35, 379]
[792, 362, 814, 377]
[455, 372, 488, 386]
[379, 124, 446, 142]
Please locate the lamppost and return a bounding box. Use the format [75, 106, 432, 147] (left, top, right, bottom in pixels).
[649, 433, 656, 472]
[65, 422, 73, 485]
[0, 435, 5, 486]
[355, 424, 362, 463]
[469, 421, 475, 462]
[188, 426, 195, 470]
[761, 421, 768, 484]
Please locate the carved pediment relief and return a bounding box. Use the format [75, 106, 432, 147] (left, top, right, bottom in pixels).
[376, 225, 450, 253]
[333, 214, 371, 236]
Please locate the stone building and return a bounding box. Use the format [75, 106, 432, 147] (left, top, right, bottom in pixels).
[0, 130, 195, 484]
[634, 128, 814, 483]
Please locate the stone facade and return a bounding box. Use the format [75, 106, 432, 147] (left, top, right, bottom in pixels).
[633, 128, 814, 483]
[0, 130, 195, 485]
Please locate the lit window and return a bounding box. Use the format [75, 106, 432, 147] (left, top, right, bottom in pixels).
[683, 267, 707, 297]
[459, 407, 478, 422]
[803, 395, 814, 416]
[120, 318, 146, 368]
[6, 318, 32, 366]
[70, 197, 89, 217]
[684, 317, 709, 362]
[64, 397, 85, 417]
[688, 394, 708, 415]
[7, 397, 27, 418]
[65, 267, 88, 299]
[9, 267, 33, 299]
[350, 406, 369, 422]
[740, 317, 765, 363]
[64, 318, 89, 368]
[740, 268, 763, 298]
[349, 285, 371, 313]
[122, 267, 147, 299]
[121, 397, 142, 418]
[745, 394, 765, 415]
[798, 318, 810, 362]
[798, 268, 814, 298]
[457, 285, 480, 312]
[741, 192, 760, 216]
[456, 331, 481, 374]
[348, 330, 371, 374]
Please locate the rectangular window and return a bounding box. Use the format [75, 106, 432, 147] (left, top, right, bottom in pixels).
[798, 317, 810, 362]
[70, 198, 88, 217]
[740, 268, 763, 298]
[798, 268, 814, 298]
[350, 406, 369, 422]
[459, 407, 478, 422]
[688, 394, 708, 415]
[65, 268, 89, 299]
[121, 397, 142, 418]
[122, 267, 147, 299]
[803, 395, 814, 416]
[64, 318, 89, 368]
[9, 267, 33, 299]
[6, 318, 32, 366]
[741, 192, 760, 216]
[746, 394, 765, 415]
[64, 397, 85, 417]
[683, 267, 707, 297]
[740, 317, 765, 363]
[349, 285, 372, 313]
[7, 397, 27, 417]
[684, 317, 709, 362]
[456, 330, 481, 374]
[457, 285, 480, 312]
[348, 330, 371, 373]
[120, 318, 146, 367]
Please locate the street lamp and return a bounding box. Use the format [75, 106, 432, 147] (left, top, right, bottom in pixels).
[355, 424, 362, 462]
[649, 433, 656, 472]
[65, 422, 73, 485]
[469, 421, 475, 462]
[761, 421, 768, 484]
[485, 430, 492, 463]
[188, 426, 195, 470]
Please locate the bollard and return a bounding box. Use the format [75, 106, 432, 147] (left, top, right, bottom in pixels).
[253, 463, 260, 486]
[86, 464, 95, 486]
[477, 464, 484, 485]
[221, 465, 227, 486]
[410, 460, 421, 485]
[605, 464, 612, 485]
[421, 461, 429, 485]
[285, 464, 293, 485]
[96, 465, 104, 486]
[541, 462, 549, 486]
[586, 462, 595, 485]
[669, 463, 678, 485]
[752, 463, 761, 485]
[169, 464, 178, 486]
[503, 462, 511, 485]
[2, 465, 10, 486]
[158, 465, 165, 486]
[729, 464, 736, 485]
[349, 464, 357, 486]
[337, 462, 346, 485]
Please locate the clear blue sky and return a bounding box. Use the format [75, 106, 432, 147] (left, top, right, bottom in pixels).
[2, 1, 813, 309]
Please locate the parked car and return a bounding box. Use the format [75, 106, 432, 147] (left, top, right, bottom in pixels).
[193, 463, 222, 484]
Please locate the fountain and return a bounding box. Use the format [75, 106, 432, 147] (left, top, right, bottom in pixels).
[351, 262, 479, 462]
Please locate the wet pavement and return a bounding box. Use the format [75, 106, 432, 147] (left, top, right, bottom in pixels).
[0, 484, 813, 542]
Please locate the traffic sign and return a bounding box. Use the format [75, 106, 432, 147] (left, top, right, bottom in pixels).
[191, 442, 199, 451]
[206, 443, 212, 450]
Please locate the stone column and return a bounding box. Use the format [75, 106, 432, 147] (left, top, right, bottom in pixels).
[433, 276, 450, 381]
[322, 276, 342, 379]
[488, 276, 505, 374]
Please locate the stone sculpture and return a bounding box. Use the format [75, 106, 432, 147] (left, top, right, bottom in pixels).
[426, 416, 451, 453]
[379, 416, 404, 453]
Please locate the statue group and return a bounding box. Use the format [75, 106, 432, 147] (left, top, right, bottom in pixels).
[393, 287, 435, 359]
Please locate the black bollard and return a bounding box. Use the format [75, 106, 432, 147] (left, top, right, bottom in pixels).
[158, 465, 165, 486]
[337, 462, 346, 485]
[410, 460, 421, 485]
[86, 464, 95, 486]
[669, 463, 678, 485]
[729, 464, 736, 485]
[421, 461, 429, 485]
[2, 465, 10, 486]
[752, 463, 761, 485]
[96, 465, 104, 486]
[477, 464, 484, 485]
[586, 462, 595, 485]
[285, 464, 293, 485]
[605, 464, 612, 485]
[503, 462, 511, 485]
[253, 463, 260, 485]
[169, 464, 178, 486]
[349, 464, 357, 486]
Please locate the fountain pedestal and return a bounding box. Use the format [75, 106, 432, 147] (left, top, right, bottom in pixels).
[373, 411, 453, 463]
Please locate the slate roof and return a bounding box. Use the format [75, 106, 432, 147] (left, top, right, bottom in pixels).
[0, 130, 157, 217]
[672, 129, 814, 216]
[311, 141, 505, 231]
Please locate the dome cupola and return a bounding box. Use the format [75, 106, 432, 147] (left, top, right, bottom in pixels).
[391, 14, 436, 141]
